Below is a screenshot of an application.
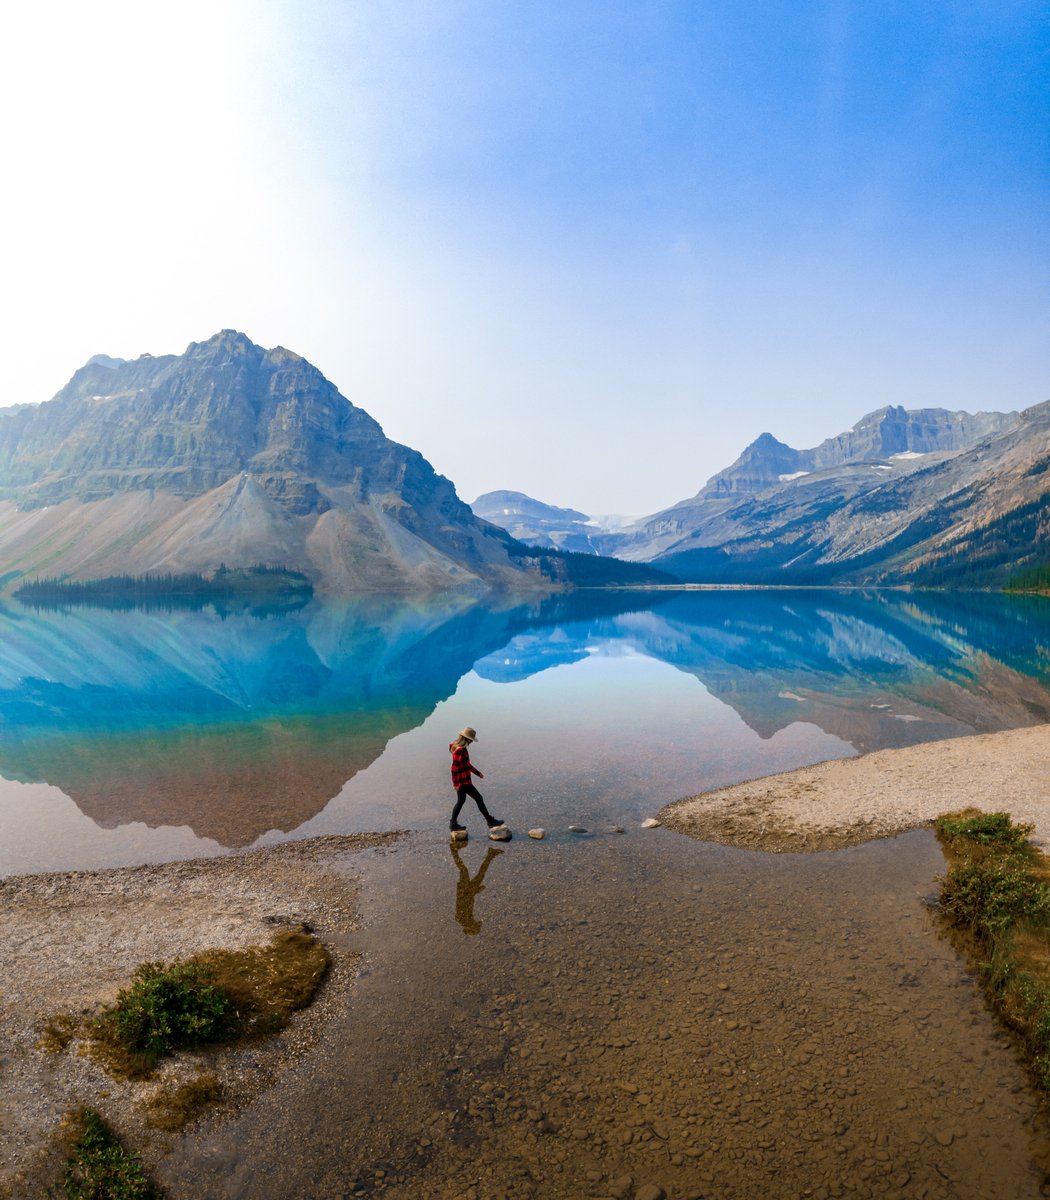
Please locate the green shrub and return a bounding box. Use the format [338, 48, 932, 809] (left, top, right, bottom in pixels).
[940, 858, 1050, 940]
[63, 1108, 162, 1199]
[94, 961, 234, 1076]
[935, 810, 1034, 854]
[935, 808, 1050, 1093]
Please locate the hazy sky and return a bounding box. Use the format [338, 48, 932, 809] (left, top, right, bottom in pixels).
[1, 2, 1046, 514]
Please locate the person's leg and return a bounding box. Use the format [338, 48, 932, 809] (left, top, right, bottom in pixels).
[464, 783, 503, 827]
[450, 788, 468, 830]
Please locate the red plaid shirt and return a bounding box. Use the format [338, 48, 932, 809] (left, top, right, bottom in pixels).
[450, 743, 483, 789]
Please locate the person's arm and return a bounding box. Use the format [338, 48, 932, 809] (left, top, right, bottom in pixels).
[471, 759, 484, 779]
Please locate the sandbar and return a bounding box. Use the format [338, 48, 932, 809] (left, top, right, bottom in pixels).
[661, 724, 1050, 852]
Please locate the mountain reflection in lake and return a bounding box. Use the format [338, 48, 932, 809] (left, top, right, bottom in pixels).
[3, 589, 1050, 875]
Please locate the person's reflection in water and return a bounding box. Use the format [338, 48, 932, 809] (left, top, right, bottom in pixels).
[450, 844, 504, 936]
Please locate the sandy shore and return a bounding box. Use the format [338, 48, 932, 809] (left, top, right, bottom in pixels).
[0, 832, 401, 1197]
[661, 724, 1050, 852]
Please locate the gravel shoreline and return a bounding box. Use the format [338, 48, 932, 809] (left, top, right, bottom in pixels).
[661, 725, 1050, 852]
[0, 831, 402, 1197]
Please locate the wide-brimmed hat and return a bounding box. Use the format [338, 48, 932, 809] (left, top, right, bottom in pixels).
[459, 726, 478, 742]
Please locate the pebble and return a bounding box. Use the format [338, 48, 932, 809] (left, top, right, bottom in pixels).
[528, 828, 546, 839]
[607, 826, 626, 833]
[568, 825, 588, 834]
[641, 818, 661, 829]
[634, 1185, 666, 1200]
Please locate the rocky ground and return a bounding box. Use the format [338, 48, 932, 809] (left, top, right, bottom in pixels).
[660, 724, 1050, 853]
[0, 832, 401, 1197]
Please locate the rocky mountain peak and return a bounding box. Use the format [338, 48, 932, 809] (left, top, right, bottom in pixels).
[701, 431, 803, 498]
[471, 489, 599, 554]
[750, 431, 789, 451]
[473, 490, 589, 524]
[805, 405, 1018, 469]
[0, 331, 569, 593]
[191, 328, 254, 349]
[3, 331, 401, 513]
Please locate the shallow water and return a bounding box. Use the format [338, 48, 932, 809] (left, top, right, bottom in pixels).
[161, 827, 1049, 1199]
[5, 589, 1050, 1196]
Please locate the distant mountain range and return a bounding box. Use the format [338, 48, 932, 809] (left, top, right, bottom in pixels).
[0, 331, 663, 594]
[475, 403, 1050, 587]
[471, 490, 613, 554]
[4, 335, 1043, 593]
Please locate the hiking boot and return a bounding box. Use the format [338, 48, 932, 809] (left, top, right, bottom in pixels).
[450, 823, 466, 832]
[486, 818, 506, 829]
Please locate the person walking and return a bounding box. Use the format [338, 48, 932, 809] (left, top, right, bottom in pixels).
[449, 726, 504, 833]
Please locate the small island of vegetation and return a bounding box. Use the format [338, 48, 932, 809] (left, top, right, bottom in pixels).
[14, 564, 314, 614]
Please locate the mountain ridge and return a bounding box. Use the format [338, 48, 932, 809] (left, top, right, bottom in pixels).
[477, 401, 1046, 587]
[0, 332, 559, 593]
[647, 400, 1050, 585]
[471, 490, 606, 554]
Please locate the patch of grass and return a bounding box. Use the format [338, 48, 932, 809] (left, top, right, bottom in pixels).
[37, 1012, 79, 1055]
[62, 1107, 163, 1199]
[193, 928, 330, 1040]
[92, 962, 235, 1078]
[939, 858, 1050, 940]
[144, 1073, 224, 1131]
[936, 809, 1036, 856]
[90, 929, 329, 1078]
[935, 808, 1050, 1089]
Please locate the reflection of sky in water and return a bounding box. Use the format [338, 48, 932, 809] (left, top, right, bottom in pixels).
[4, 588, 1050, 875]
[282, 654, 853, 844]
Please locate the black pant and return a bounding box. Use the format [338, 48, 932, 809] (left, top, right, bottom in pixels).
[451, 784, 494, 828]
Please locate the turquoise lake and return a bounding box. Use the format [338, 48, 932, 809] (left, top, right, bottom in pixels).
[8, 587, 1050, 1198]
[3, 587, 1050, 877]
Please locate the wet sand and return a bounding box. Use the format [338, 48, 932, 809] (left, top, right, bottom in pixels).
[661, 725, 1050, 853]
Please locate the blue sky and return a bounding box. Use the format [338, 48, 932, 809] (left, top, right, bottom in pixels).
[1, 1, 1046, 513]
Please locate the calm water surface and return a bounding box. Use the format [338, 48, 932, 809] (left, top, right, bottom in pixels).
[3, 588, 1050, 874]
[6, 589, 1050, 1197]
